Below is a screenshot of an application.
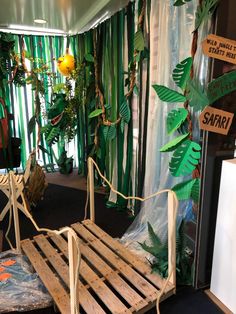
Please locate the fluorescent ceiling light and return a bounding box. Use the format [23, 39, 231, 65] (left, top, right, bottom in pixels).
[34, 19, 47, 24]
[7, 24, 66, 35]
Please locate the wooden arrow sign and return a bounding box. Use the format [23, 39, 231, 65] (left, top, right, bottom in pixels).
[199, 106, 234, 135]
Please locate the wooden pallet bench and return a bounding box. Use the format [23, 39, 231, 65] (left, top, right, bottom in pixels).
[21, 219, 175, 314]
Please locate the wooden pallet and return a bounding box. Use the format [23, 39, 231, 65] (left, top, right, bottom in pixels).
[21, 219, 175, 314]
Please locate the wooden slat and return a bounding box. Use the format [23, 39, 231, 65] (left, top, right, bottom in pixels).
[81, 219, 173, 292]
[21, 239, 70, 314]
[50, 234, 132, 314]
[72, 223, 159, 302]
[34, 234, 106, 314]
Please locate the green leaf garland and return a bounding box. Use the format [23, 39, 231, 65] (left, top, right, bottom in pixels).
[88, 108, 103, 118]
[169, 140, 201, 177]
[167, 108, 188, 134]
[172, 57, 192, 90]
[153, 85, 186, 103]
[172, 179, 197, 200]
[160, 133, 189, 152]
[186, 79, 209, 111]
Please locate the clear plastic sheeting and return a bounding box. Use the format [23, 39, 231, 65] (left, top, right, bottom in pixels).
[121, 0, 209, 253]
[0, 250, 52, 313]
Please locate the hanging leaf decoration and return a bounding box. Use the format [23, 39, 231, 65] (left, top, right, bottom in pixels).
[134, 29, 145, 51]
[160, 133, 189, 152]
[195, 0, 220, 31]
[191, 178, 200, 203]
[172, 179, 197, 200]
[107, 125, 117, 141]
[167, 108, 188, 134]
[174, 0, 193, 6]
[28, 115, 36, 134]
[120, 118, 125, 133]
[102, 125, 109, 141]
[169, 140, 201, 177]
[88, 108, 103, 118]
[84, 53, 94, 63]
[119, 99, 131, 123]
[153, 85, 186, 103]
[186, 79, 209, 111]
[172, 57, 192, 90]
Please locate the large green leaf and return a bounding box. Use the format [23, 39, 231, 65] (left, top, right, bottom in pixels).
[172, 179, 197, 200]
[88, 108, 103, 118]
[191, 178, 200, 203]
[195, 0, 219, 31]
[119, 99, 131, 123]
[134, 29, 145, 51]
[28, 115, 36, 134]
[167, 108, 188, 134]
[160, 133, 189, 152]
[174, 0, 192, 6]
[169, 140, 201, 177]
[102, 125, 109, 141]
[107, 125, 116, 141]
[153, 85, 186, 103]
[84, 53, 94, 63]
[186, 79, 209, 111]
[172, 57, 192, 90]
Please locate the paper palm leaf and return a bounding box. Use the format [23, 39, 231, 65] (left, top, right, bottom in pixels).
[160, 133, 189, 152]
[89, 108, 103, 118]
[107, 125, 117, 141]
[119, 99, 131, 123]
[186, 79, 209, 111]
[195, 0, 219, 31]
[153, 85, 186, 103]
[172, 179, 197, 200]
[172, 57, 192, 90]
[174, 0, 192, 6]
[191, 178, 200, 203]
[169, 140, 201, 177]
[134, 29, 145, 51]
[167, 108, 188, 134]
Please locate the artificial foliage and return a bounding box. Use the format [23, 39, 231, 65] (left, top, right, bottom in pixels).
[139, 222, 193, 285]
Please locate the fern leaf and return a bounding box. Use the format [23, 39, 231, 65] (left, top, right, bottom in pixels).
[167, 108, 188, 134]
[147, 222, 162, 247]
[153, 85, 186, 103]
[169, 140, 201, 177]
[160, 133, 189, 152]
[195, 0, 220, 31]
[172, 57, 192, 90]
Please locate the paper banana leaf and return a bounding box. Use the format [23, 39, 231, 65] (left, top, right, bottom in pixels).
[167, 108, 188, 134]
[160, 133, 189, 152]
[186, 79, 209, 111]
[119, 99, 131, 123]
[172, 179, 197, 200]
[153, 85, 186, 103]
[172, 57, 192, 90]
[169, 140, 201, 177]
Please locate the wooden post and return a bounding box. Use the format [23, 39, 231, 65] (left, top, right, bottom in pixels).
[88, 157, 95, 222]
[68, 230, 79, 314]
[167, 191, 176, 288]
[9, 172, 21, 253]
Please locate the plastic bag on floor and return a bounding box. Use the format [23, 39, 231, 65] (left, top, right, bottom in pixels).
[0, 250, 52, 313]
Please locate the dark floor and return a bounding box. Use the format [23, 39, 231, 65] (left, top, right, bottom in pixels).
[0, 184, 223, 314]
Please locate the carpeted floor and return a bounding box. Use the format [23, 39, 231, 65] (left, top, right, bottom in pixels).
[0, 183, 223, 314]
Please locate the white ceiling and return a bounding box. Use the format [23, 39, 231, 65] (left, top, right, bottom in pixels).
[0, 0, 129, 35]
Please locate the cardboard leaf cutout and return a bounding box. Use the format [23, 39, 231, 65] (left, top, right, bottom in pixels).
[134, 30, 145, 52]
[174, 0, 192, 6]
[119, 99, 131, 123]
[191, 178, 200, 203]
[172, 179, 197, 200]
[169, 140, 201, 177]
[102, 125, 109, 141]
[167, 108, 188, 134]
[172, 57, 193, 90]
[153, 85, 186, 103]
[28, 115, 36, 134]
[88, 108, 103, 118]
[107, 125, 116, 141]
[160, 133, 189, 152]
[195, 0, 219, 31]
[186, 79, 209, 111]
